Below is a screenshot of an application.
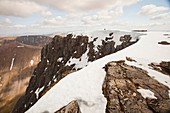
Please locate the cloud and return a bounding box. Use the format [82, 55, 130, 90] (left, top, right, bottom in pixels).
[33, 0, 139, 13]
[0, 0, 139, 17]
[138, 4, 168, 15]
[0, 0, 50, 17]
[42, 16, 66, 26]
[33, 0, 116, 13]
[4, 18, 12, 24]
[11, 24, 26, 28]
[0, 18, 13, 26]
[151, 12, 170, 20]
[82, 9, 122, 25]
[80, 0, 139, 25]
[41, 10, 53, 16]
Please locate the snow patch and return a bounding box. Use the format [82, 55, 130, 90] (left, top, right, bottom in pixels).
[74, 51, 77, 54]
[35, 86, 45, 99]
[17, 46, 24, 48]
[81, 43, 84, 46]
[54, 78, 57, 82]
[66, 48, 89, 69]
[47, 81, 51, 86]
[30, 60, 34, 66]
[137, 88, 157, 99]
[44, 67, 48, 71]
[57, 58, 63, 62]
[10, 58, 15, 70]
[47, 59, 50, 63]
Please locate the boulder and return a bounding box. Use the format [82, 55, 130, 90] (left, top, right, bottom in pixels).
[55, 100, 81, 113]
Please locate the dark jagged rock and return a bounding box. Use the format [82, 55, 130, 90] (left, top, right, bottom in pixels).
[158, 41, 170, 45]
[55, 100, 81, 113]
[149, 61, 170, 75]
[132, 30, 147, 32]
[146, 98, 170, 113]
[160, 61, 170, 75]
[103, 61, 170, 113]
[126, 56, 136, 62]
[13, 32, 139, 113]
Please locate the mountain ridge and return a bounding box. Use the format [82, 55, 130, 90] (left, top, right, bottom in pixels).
[25, 31, 170, 113]
[13, 30, 141, 113]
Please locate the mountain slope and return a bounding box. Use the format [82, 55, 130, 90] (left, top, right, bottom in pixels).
[26, 31, 170, 113]
[13, 30, 141, 113]
[0, 42, 41, 113]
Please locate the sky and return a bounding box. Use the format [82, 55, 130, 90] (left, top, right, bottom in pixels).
[0, 0, 170, 36]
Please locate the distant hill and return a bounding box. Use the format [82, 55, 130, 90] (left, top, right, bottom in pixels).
[1, 35, 52, 47]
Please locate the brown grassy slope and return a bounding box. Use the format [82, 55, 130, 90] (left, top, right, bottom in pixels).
[0, 42, 41, 113]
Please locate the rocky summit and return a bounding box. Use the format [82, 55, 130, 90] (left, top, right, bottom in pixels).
[102, 61, 170, 113]
[13, 30, 140, 113]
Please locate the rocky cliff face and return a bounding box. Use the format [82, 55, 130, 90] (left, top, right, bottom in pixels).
[102, 61, 170, 113]
[13, 31, 140, 113]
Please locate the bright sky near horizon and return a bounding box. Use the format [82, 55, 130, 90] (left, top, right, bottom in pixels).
[0, 0, 170, 36]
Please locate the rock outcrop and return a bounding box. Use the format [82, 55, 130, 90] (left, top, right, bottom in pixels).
[160, 61, 170, 75]
[55, 100, 81, 113]
[102, 61, 170, 113]
[13, 31, 139, 113]
[158, 41, 170, 45]
[149, 61, 170, 75]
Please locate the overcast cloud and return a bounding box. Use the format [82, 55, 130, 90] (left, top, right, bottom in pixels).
[0, 0, 139, 16]
[138, 4, 168, 15]
[0, 0, 46, 17]
[151, 12, 170, 20]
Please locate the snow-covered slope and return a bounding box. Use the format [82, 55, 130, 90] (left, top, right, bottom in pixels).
[26, 31, 170, 113]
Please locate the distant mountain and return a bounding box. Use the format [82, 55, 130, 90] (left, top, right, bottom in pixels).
[0, 35, 52, 113]
[2, 35, 52, 47]
[13, 30, 141, 113]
